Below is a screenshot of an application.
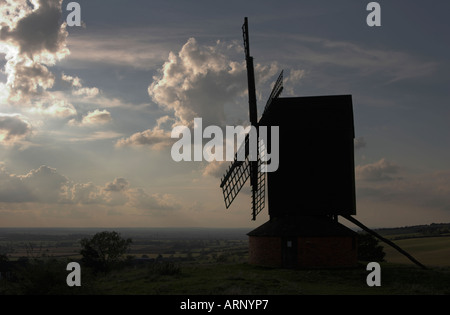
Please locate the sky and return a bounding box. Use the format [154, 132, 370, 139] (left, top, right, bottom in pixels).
[0, 0, 449, 229]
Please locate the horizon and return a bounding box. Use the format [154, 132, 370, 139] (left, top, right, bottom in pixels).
[1, 1, 450, 229]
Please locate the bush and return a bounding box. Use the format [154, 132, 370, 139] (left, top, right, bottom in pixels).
[358, 233, 386, 262]
[80, 231, 132, 273]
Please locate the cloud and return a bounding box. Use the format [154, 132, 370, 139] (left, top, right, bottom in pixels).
[6, 58, 55, 101]
[0, 113, 32, 144]
[28, 97, 76, 118]
[69, 182, 103, 205]
[0, 165, 67, 203]
[284, 69, 306, 95]
[61, 73, 100, 98]
[61, 73, 82, 88]
[0, 0, 68, 58]
[116, 115, 176, 149]
[0, 164, 180, 212]
[0, 0, 101, 131]
[69, 109, 112, 126]
[71, 87, 99, 97]
[0, 163, 34, 202]
[356, 158, 401, 181]
[148, 38, 248, 127]
[104, 178, 129, 192]
[202, 160, 228, 178]
[119, 37, 281, 151]
[65, 33, 172, 70]
[127, 189, 180, 211]
[1, 0, 69, 101]
[20, 165, 68, 202]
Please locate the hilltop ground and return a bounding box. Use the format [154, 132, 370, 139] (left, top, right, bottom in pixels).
[1, 224, 450, 295]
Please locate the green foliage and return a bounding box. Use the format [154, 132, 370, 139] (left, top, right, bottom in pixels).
[80, 231, 132, 273]
[358, 233, 386, 262]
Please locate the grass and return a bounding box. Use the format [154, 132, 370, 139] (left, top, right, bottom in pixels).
[383, 236, 450, 267]
[2, 228, 450, 295]
[91, 234, 450, 295]
[92, 261, 450, 295]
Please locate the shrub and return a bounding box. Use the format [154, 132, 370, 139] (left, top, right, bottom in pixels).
[358, 233, 386, 262]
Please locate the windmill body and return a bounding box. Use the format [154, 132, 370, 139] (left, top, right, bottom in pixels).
[220, 18, 358, 268]
[259, 95, 356, 219]
[248, 95, 358, 268]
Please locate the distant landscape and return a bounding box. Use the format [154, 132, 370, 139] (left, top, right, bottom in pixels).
[1, 223, 449, 295]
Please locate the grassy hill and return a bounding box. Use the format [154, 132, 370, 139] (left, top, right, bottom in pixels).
[89, 222, 450, 295]
[1, 224, 450, 295]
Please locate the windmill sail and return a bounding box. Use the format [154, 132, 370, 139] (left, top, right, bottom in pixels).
[220, 135, 251, 209]
[219, 134, 266, 219]
[263, 70, 284, 115]
[220, 17, 282, 220]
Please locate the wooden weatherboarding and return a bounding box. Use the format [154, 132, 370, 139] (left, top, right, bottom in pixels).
[220, 17, 426, 269]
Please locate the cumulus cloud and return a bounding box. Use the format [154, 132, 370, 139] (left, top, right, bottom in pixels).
[6, 58, 56, 101]
[356, 158, 401, 181]
[69, 109, 112, 126]
[1, 0, 69, 101]
[0, 164, 180, 212]
[116, 115, 176, 149]
[0, 113, 32, 144]
[0, 0, 69, 58]
[0, 0, 101, 129]
[0, 165, 67, 203]
[20, 165, 68, 202]
[148, 38, 247, 127]
[119, 37, 281, 150]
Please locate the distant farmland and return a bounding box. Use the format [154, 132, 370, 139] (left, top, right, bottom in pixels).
[382, 236, 450, 267]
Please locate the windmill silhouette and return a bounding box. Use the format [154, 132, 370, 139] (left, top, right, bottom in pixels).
[220, 18, 282, 221]
[219, 17, 427, 269]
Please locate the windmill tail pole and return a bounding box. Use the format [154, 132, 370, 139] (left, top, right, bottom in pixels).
[342, 215, 428, 270]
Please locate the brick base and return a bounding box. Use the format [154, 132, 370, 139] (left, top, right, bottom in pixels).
[249, 235, 357, 268]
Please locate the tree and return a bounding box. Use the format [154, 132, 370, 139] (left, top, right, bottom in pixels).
[357, 233, 386, 262]
[80, 231, 132, 273]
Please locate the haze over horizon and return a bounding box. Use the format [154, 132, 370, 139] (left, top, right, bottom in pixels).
[1, 0, 450, 229]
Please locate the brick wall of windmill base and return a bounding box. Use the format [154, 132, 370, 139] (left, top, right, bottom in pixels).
[248, 236, 357, 268]
[248, 237, 282, 267]
[297, 236, 357, 268]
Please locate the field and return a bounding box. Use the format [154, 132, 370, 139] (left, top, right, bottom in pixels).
[1, 225, 450, 295]
[383, 236, 450, 267]
[92, 261, 450, 295]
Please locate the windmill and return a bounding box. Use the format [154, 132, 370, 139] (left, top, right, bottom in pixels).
[220, 17, 283, 221]
[219, 17, 427, 269]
